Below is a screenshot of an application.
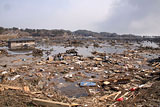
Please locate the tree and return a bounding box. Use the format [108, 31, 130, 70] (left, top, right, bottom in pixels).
[0, 27, 4, 34]
[12, 27, 18, 30]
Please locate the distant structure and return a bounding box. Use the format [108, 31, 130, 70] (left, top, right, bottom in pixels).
[8, 38, 35, 49]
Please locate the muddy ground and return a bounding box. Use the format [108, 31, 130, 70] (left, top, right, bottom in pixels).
[0, 38, 160, 107]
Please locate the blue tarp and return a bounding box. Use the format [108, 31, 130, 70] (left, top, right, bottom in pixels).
[80, 82, 96, 87]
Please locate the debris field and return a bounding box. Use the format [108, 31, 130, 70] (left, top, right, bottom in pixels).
[0, 39, 160, 107]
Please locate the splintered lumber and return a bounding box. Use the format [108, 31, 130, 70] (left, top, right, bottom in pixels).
[109, 102, 118, 107]
[114, 91, 122, 100]
[120, 92, 129, 98]
[126, 92, 134, 100]
[99, 91, 121, 101]
[11, 59, 22, 63]
[0, 84, 30, 93]
[32, 98, 80, 107]
[0, 84, 22, 90]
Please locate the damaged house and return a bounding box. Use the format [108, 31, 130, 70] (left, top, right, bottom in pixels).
[8, 38, 35, 49]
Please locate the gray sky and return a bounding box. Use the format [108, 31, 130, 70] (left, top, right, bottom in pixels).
[0, 0, 160, 35]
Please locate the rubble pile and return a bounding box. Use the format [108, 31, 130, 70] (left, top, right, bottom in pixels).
[0, 49, 8, 55]
[32, 49, 43, 56]
[66, 49, 78, 56]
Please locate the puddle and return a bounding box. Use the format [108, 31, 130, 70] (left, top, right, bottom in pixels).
[48, 70, 100, 98]
[59, 82, 88, 98]
[7, 50, 32, 55]
[0, 76, 2, 83]
[140, 53, 159, 59]
[0, 47, 32, 55]
[0, 54, 33, 66]
[51, 77, 88, 98]
[37, 44, 127, 57]
[141, 41, 159, 48]
[0, 41, 158, 57]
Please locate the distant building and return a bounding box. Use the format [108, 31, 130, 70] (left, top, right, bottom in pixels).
[8, 38, 35, 49]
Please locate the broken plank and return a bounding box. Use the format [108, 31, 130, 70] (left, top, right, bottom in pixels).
[120, 92, 129, 98]
[99, 91, 121, 101]
[0, 84, 31, 93]
[0, 84, 22, 90]
[32, 98, 80, 107]
[113, 91, 122, 100]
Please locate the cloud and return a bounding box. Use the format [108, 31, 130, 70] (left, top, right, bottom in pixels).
[0, 0, 160, 35]
[97, 0, 160, 35]
[52, 0, 115, 30]
[0, 0, 115, 30]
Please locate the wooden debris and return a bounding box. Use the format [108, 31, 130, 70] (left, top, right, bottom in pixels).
[10, 68, 15, 72]
[30, 91, 42, 95]
[109, 102, 118, 107]
[114, 91, 122, 100]
[0, 84, 22, 90]
[94, 57, 103, 61]
[103, 81, 110, 85]
[11, 59, 22, 63]
[99, 91, 121, 101]
[32, 98, 80, 107]
[23, 86, 30, 92]
[0, 84, 31, 93]
[120, 92, 129, 98]
[126, 92, 134, 100]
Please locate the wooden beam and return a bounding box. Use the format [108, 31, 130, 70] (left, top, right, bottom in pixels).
[0, 84, 22, 90]
[99, 91, 121, 101]
[32, 98, 80, 107]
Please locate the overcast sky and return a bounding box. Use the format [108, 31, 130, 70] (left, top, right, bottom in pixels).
[0, 0, 160, 35]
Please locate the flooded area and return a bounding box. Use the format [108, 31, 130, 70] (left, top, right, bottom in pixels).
[0, 39, 160, 107]
[1, 40, 158, 58]
[141, 41, 159, 48]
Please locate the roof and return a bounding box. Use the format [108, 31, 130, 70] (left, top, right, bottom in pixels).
[8, 38, 35, 42]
